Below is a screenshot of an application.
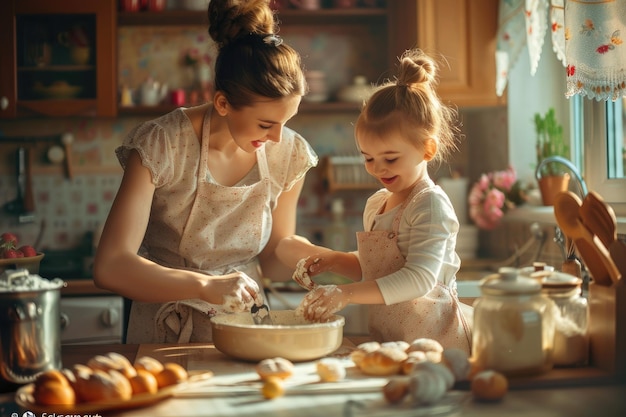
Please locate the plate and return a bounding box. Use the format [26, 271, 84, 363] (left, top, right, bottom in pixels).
[32, 81, 83, 99]
[0, 253, 45, 274]
[14, 371, 213, 414]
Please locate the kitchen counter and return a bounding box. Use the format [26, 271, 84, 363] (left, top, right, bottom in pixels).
[2, 340, 625, 417]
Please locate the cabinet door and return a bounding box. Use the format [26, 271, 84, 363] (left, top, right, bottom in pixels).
[0, 0, 116, 119]
[388, 0, 503, 108]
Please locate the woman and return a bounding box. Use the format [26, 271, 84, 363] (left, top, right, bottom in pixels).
[94, 0, 317, 343]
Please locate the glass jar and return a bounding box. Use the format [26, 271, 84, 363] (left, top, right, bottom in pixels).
[541, 273, 589, 367]
[473, 267, 555, 376]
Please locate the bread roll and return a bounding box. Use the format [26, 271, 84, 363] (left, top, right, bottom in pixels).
[74, 369, 132, 403]
[381, 341, 410, 352]
[33, 381, 76, 406]
[155, 362, 188, 388]
[359, 346, 408, 376]
[382, 377, 410, 404]
[256, 357, 294, 380]
[88, 353, 136, 379]
[129, 369, 159, 395]
[316, 357, 346, 382]
[106, 352, 137, 378]
[33, 370, 76, 406]
[401, 350, 428, 375]
[407, 338, 443, 362]
[350, 341, 381, 368]
[135, 356, 164, 376]
[471, 370, 508, 401]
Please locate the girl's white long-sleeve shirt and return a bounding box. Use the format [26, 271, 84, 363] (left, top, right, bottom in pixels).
[358, 180, 461, 305]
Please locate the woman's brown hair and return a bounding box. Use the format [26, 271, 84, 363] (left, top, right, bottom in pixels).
[208, 0, 306, 109]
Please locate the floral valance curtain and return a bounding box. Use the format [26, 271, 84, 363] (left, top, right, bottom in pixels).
[496, 0, 625, 101]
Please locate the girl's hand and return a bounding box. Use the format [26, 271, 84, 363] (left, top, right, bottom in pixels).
[202, 272, 261, 313]
[292, 256, 318, 290]
[292, 253, 339, 290]
[297, 284, 348, 322]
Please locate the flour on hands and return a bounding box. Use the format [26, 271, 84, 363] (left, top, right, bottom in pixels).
[295, 284, 346, 322]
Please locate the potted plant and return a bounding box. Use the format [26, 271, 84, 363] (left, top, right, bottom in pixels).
[534, 108, 570, 206]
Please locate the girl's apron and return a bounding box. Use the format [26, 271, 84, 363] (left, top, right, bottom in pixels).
[356, 184, 472, 353]
[126, 110, 273, 344]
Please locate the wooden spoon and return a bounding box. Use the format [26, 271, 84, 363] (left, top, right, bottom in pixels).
[580, 191, 616, 248]
[580, 191, 625, 280]
[553, 192, 619, 286]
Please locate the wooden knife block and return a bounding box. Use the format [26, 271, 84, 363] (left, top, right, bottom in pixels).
[588, 281, 626, 379]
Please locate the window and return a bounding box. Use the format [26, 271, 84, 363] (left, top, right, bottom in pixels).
[575, 96, 626, 216]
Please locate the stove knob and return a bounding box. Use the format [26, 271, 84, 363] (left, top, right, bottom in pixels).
[100, 307, 120, 328]
[60, 312, 70, 330]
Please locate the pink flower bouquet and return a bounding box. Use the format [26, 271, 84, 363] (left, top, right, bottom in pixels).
[468, 167, 525, 230]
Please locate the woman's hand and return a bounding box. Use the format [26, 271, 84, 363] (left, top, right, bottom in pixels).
[201, 272, 261, 313]
[296, 284, 349, 322]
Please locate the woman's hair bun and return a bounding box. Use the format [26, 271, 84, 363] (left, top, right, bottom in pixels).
[208, 0, 276, 48]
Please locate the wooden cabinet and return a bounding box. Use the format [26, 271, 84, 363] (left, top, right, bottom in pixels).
[388, 0, 503, 108]
[0, 0, 117, 119]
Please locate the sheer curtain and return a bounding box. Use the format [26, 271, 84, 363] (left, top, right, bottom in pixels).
[496, 0, 625, 101]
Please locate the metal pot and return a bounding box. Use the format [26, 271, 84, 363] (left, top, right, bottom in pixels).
[0, 268, 64, 392]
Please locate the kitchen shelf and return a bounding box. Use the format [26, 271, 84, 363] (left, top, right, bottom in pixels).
[117, 100, 363, 116]
[117, 8, 387, 26]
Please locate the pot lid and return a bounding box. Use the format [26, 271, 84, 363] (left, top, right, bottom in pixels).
[480, 267, 541, 295]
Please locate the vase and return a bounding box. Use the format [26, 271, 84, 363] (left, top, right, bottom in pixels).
[538, 173, 570, 206]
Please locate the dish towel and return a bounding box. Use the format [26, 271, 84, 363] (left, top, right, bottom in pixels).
[496, 0, 550, 96]
[564, 0, 626, 101]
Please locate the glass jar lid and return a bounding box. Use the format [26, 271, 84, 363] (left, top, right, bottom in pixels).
[540, 271, 582, 290]
[480, 267, 541, 296]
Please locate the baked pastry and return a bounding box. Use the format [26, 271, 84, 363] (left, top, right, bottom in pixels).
[33, 370, 76, 406]
[88, 353, 137, 379]
[74, 369, 132, 403]
[382, 377, 410, 404]
[441, 348, 471, 381]
[128, 369, 159, 395]
[381, 340, 410, 352]
[401, 350, 428, 375]
[316, 357, 346, 382]
[135, 356, 165, 376]
[155, 362, 188, 388]
[350, 341, 381, 368]
[407, 338, 444, 362]
[471, 370, 508, 401]
[256, 357, 294, 380]
[359, 346, 408, 376]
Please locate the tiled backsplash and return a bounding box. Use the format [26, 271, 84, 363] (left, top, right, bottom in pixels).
[0, 173, 121, 250]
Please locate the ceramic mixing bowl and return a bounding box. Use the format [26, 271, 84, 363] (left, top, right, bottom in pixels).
[210, 310, 345, 362]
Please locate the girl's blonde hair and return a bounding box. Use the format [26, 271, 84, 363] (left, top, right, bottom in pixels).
[355, 49, 460, 163]
[208, 0, 306, 108]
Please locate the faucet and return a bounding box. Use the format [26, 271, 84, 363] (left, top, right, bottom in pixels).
[535, 155, 588, 198]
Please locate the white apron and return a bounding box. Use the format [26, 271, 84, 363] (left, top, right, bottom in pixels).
[357, 185, 472, 353]
[126, 111, 273, 344]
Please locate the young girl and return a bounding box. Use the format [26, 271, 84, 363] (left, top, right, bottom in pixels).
[93, 0, 317, 343]
[278, 49, 472, 353]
